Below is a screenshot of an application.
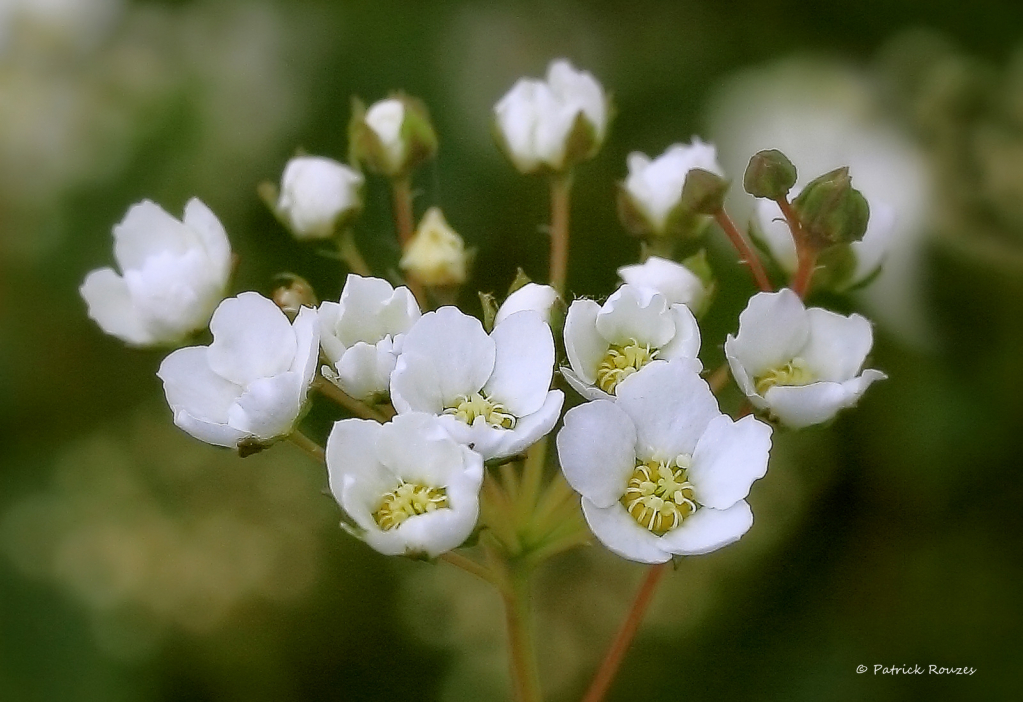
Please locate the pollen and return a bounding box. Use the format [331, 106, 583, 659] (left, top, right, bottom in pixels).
[753, 356, 816, 395]
[620, 455, 697, 535]
[445, 392, 517, 429]
[595, 339, 658, 394]
[374, 481, 449, 531]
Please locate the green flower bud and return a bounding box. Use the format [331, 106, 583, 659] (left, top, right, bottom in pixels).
[743, 149, 797, 199]
[349, 94, 438, 178]
[679, 168, 729, 215]
[792, 167, 870, 248]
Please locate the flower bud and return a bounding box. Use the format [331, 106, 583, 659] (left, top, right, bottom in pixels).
[273, 156, 363, 240]
[619, 140, 723, 237]
[792, 167, 870, 248]
[679, 168, 729, 215]
[743, 149, 797, 200]
[495, 282, 560, 327]
[350, 95, 438, 178]
[272, 274, 317, 319]
[493, 59, 609, 174]
[399, 207, 469, 287]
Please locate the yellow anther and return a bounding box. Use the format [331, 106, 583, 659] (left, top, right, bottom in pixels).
[620, 457, 697, 535]
[595, 340, 659, 394]
[754, 356, 816, 395]
[445, 392, 517, 429]
[374, 481, 449, 531]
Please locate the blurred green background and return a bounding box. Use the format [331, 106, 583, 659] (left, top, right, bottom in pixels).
[2, 1, 1022, 700]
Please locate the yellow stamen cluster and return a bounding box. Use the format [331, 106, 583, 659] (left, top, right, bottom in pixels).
[374, 481, 449, 531]
[621, 456, 697, 535]
[595, 340, 658, 394]
[754, 356, 816, 395]
[445, 392, 517, 429]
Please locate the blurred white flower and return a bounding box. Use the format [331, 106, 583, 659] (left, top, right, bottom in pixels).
[707, 60, 932, 345]
[158, 292, 319, 449]
[562, 284, 701, 401]
[494, 282, 559, 327]
[725, 289, 886, 429]
[399, 207, 469, 287]
[275, 156, 363, 240]
[617, 256, 708, 313]
[391, 307, 564, 460]
[494, 58, 608, 173]
[327, 413, 484, 558]
[557, 360, 771, 564]
[364, 98, 406, 173]
[80, 198, 232, 346]
[319, 274, 421, 402]
[621, 140, 722, 235]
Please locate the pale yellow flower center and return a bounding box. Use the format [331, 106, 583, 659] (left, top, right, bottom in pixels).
[374, 481, 449, 531]
[753, 356, 816, 395]
[595, 340, 659, 394]
[445, 392, 517, 429]
[620, 455, 697, 536]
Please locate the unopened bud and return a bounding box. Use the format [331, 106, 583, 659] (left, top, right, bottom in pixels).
[273, 156, 364, 240]
[400, 207, 468, 287]
[350, 95, 438, 178]
[792, 167, 870, 248]
[679, 168, 729, 215]
[272, 275, 317, 319]
[743, 149, 797, 199]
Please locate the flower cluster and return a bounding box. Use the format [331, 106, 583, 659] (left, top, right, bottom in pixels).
[80, 54, 890, 701]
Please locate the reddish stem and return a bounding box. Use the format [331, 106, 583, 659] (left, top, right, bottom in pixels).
[549, 173, 573, 297]
[775, 197, 816, 299]
[580, 563, 668, 702]
[713, 211, 772, 292]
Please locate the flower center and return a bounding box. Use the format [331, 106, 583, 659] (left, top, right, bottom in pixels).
[595, 340, 659, 394]
[445, 392, 516, 429]
[374, 481, 449, 531]
[620, 455, 697, 536]
[753, 356, 816, 395]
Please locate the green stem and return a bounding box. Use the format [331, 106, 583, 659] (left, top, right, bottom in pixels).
[549, 172, 574, 297]
[580, 563, 668, 702]
[338, 229, 371, 277]
[390, 175, 428, 306]
[502, 561, 544, 702]
[287, 430, 325, 464]
[312, 376, 388, 422]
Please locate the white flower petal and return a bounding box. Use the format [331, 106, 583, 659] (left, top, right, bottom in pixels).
[724, 289, 810, 379]
[763, 369, 886, 429]
[483, 310, 554, 417]
[617, 257, 706, 308]
[595, 285, 675, 348]
[689, 415, 772, 510]
[317, 300, 346, 362]
[390, 307, 495, 410]
[467, 390, 564, 460]
[564, 299, 607, 385]
[112, 200, 195, 270]
[182, 197, 232, 278]
[614, 359, 718, 461]
[158, 346, 242, 425]
[801, 308, 873, 382]
[171, 409, 247, 449]
[229, 372, 303, 440]
[289, 306, 320, 395]
[80, 267, 152, 345]
[123, 249, 219, 343]
[547, 59, 607, 139]
[335, 341, 394, 401]
[581, 499, 672, 564]
[556, 400, 637, 508]
[560, 366, 612, 402]
[207, 293, 297, 386]
[495, 283, 560, 326]
[657, 502, 753, 556]
[326, 418, 390, 514]
[277, 157, 362, 239]
[657, 303, 702, 362]
[377, 413, 475, 488]
[333, 275, 420, 348]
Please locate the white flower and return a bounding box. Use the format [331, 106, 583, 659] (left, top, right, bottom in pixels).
[622, 140, 722, 234]
[364, 98, 407, 174]
[80, 198, 232, 346]
[157, 292, 319, 449]
[495, 283, 560, 327]
[326, 413, 484, 558]
[557, 360, 772, 564]
[275, 156, 363, 240]
[724, 289, 886, 429]
[319, 274, 421, 402]
[617, 256, 708, 312]
[562, 283, 701, 401]
[494, 59, 608, 173]
[754, 189, 896, 290]
[399, 207, 469, 287]
[390, 307, 564, 460]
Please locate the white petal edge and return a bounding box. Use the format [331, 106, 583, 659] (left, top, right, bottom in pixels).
[689, 414, 772, 510]
[556, 400, 637, 508]
[581, 499, 671, 564]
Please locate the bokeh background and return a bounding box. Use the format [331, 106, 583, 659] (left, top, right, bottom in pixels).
[2, 1, 1022, 700]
